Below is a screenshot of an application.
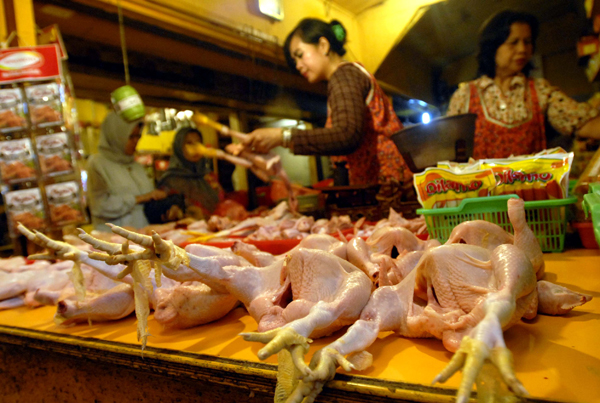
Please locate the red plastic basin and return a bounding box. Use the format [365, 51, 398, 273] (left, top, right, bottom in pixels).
[573, 221, 599, 249]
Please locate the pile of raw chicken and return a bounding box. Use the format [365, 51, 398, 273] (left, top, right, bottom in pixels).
[1, 198, 593, 403]
[132, 199, 427, 246]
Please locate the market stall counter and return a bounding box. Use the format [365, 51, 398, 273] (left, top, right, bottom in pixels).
[0, 250, 599, 403]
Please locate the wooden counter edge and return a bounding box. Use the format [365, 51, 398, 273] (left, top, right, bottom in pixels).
[0, 324, 566, 403]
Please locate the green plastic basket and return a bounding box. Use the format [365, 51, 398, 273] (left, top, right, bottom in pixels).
[417, 195, 577, 252]
[583, 182, 600, 247]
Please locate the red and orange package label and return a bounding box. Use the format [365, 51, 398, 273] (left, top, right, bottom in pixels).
[414, 168, 497, 209]
[415, 152, 573, 208]
[482, 154, 572, 201]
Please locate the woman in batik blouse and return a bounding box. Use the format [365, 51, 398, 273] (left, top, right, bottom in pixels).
[447, 10, 600, 159]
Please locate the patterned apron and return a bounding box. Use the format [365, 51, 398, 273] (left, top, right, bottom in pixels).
[469, 79, 546, 159]
[328, 62, 411, 185]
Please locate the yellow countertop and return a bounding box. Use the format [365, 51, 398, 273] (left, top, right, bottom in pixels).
[1, 249, 599, 402]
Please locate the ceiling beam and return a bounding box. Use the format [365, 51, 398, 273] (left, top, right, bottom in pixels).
[33, 0, 326, 95]
[69, 70, 322, 119]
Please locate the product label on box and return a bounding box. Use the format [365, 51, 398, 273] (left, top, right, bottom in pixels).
[36, 132, 72, 176]
[0, 45, 62, 84]
[0, 138, 36, 184]
[414, 167, 497, 209]
[25, 83, 63, 127]
[4, 187, 46, 236]
[482, 153, 573, 201]
[0, 88, 28, 133]
[45, 181, 83, 225]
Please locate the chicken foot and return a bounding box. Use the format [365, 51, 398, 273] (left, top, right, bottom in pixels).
[432, 244, 535, 403]
[18, 223, 87, 299]
[76, 230, 155, 348]
[80, 227, 247, 337]
[274, 271, 420, 403]
[241, 248, 373, 402]
[18, 224, 137, 325]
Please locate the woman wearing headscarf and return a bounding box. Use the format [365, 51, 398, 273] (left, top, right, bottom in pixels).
[157, 127, 223, 219]
[87, 111, 166, 232]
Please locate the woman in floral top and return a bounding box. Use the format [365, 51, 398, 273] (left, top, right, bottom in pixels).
[447, 10, 600, 159]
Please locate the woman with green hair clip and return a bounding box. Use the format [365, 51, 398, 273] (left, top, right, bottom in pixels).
[244, 18, 412, 187]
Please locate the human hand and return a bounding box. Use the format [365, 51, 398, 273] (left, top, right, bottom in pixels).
[243, 128, 283, 154]
[150, 189, 168, 201]
[185, 205, 205, 220]
[162, 205, 183, 222]
[136, 189, 167, 204]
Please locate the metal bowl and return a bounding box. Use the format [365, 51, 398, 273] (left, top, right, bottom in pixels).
[391, 113, 476, 172]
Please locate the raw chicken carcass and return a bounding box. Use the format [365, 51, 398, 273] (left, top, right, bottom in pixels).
[268, 198, 592, 403]
[56, 282, 135, 326]
[0, 256, 28, 272]
[445, 220, 514, 250]
[153, 281, 240, 330]
[225, 143, 298, 213]
[0, 270, 37, 304]
[231, 233, 347, 268]
[351, 209, 427, 239]
[23, 262, 72, 308]
[187, 201, 294, 243]
[0, 256, 73, 309]
[18, 225, 240, 338]
[231, 241, 278, 267]
[444, 198, 589, 315]
[18, 225, 138, 324]
[84, 226, 372, 362]
[81, 230, 244, 337]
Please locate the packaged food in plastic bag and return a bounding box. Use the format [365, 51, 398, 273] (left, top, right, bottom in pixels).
[0, 138, 37, 183]
[36, 132, 72, 175]
[0, 88, 28, 133]
[3, 187, 47, 236]
[413, 167, 497, 209]
[25, 83, 63, 127]
[45, 181, 84, 225]
[481, 153, 573, 201]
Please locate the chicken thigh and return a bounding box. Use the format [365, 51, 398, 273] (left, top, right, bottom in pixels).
[346, 226, 440, 284]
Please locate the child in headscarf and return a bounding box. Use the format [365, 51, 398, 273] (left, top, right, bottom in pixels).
[87, 111, 166, 231]
[157, 127, 223, 219]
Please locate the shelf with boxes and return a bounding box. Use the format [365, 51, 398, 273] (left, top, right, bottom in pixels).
[0, 45, 87, 251]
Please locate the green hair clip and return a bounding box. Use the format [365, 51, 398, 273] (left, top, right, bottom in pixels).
[331, 24, 345, 42]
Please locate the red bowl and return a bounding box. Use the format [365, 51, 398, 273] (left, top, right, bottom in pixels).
[572, 222, 599, 249]
[247, 239, 301, 255]
[182, 238, 301, 255]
